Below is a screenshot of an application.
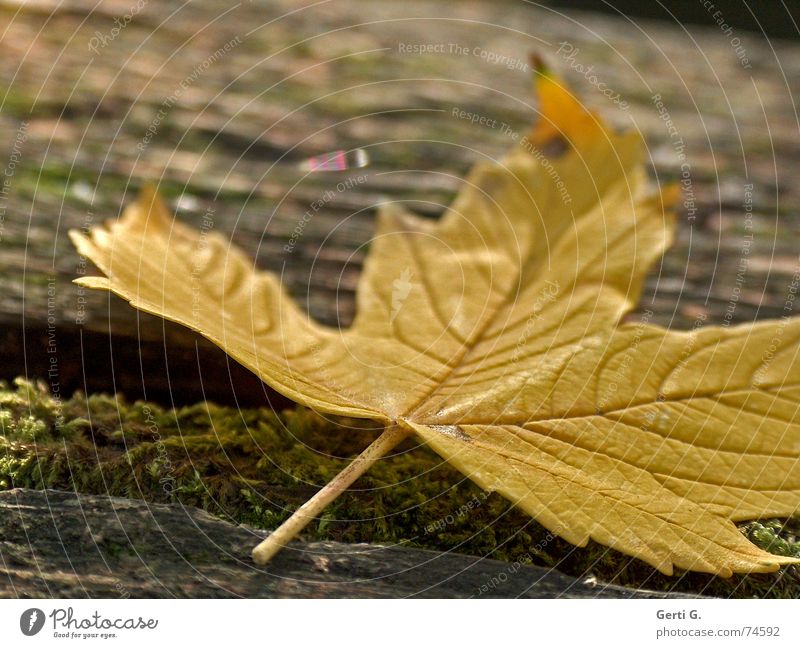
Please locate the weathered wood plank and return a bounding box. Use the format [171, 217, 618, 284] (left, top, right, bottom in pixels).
[0, 488, 698, 598]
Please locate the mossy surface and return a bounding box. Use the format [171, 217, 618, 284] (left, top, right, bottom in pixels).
[1, 377, 798, 598]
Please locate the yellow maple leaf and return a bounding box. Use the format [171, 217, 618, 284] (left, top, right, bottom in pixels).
[70, 63, 800, 577]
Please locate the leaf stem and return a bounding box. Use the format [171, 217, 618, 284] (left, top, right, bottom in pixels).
[251, 423, 411, 565]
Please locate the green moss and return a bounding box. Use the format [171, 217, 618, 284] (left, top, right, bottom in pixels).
[1, 377, 798, 597]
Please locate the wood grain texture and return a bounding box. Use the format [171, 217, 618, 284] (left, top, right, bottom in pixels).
[0, 488, 698, 598]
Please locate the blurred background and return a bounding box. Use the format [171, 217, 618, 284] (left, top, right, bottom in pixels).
[556, 0, 800, 39]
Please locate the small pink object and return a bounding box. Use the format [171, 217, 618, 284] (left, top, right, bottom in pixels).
[299, 149, 369, 172]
